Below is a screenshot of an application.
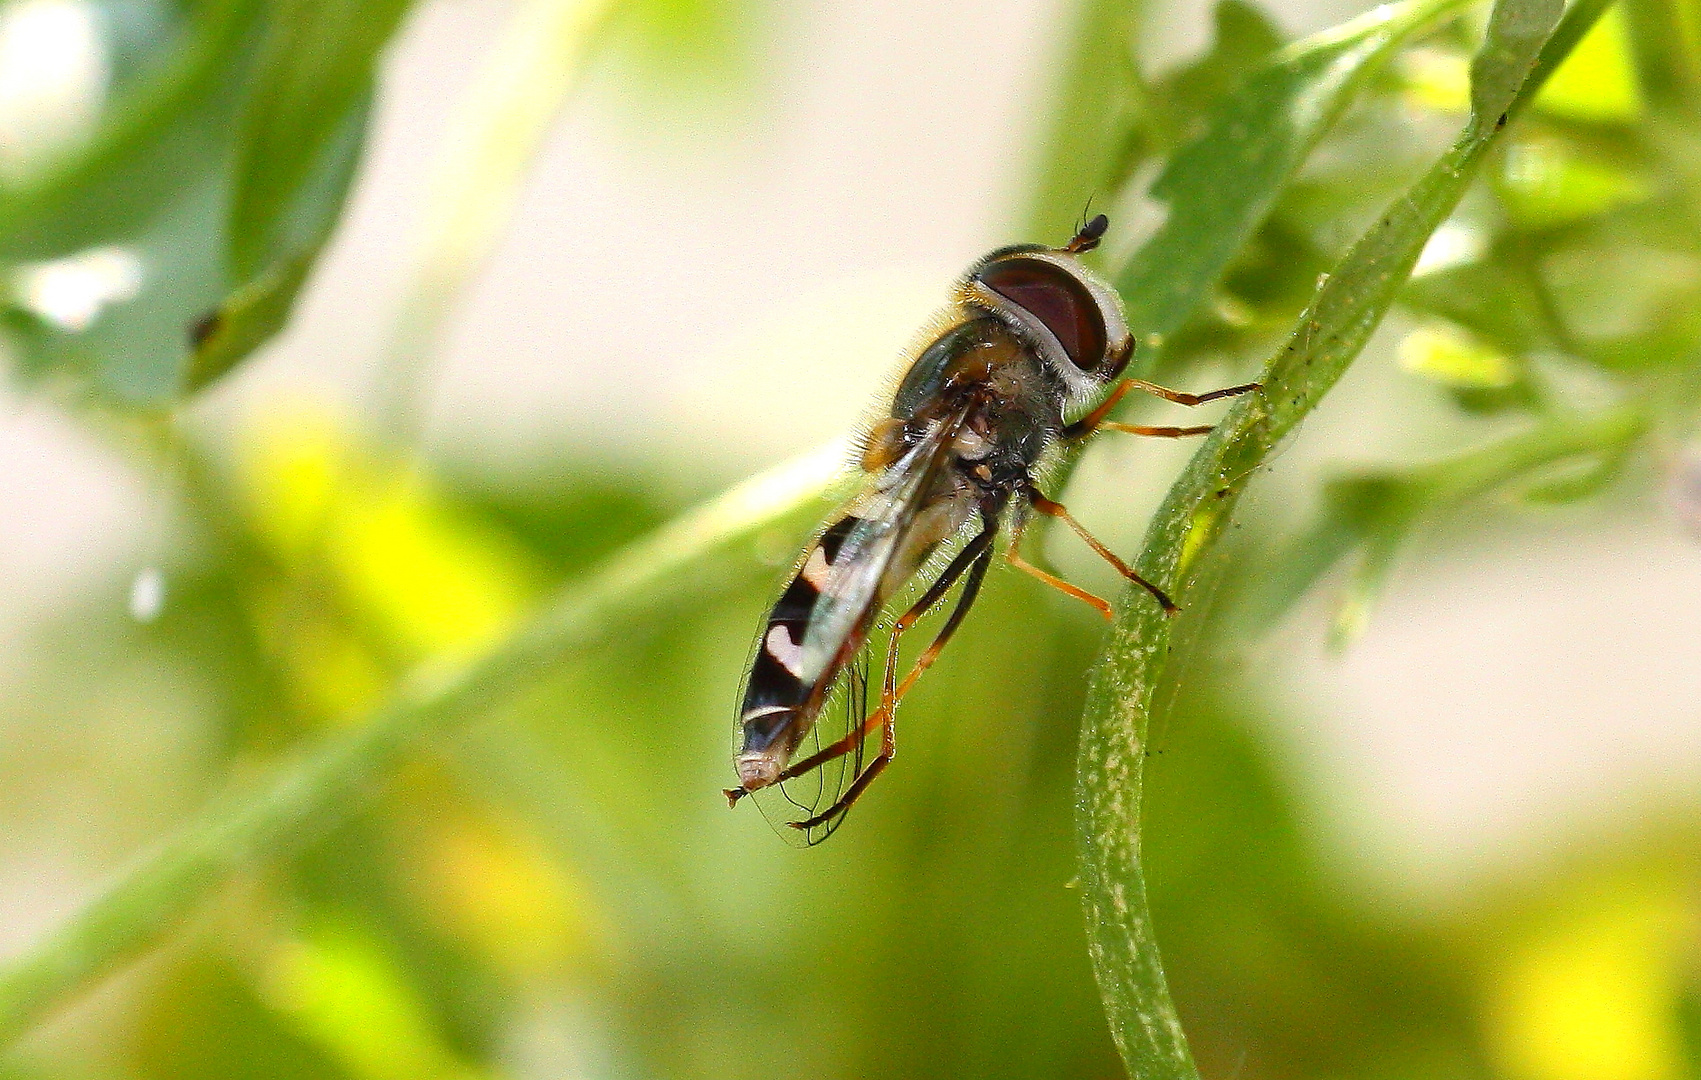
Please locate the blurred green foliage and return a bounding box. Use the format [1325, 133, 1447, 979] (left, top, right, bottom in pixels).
[0, 0, 406, 404]
[1, 0, 1701, 1078]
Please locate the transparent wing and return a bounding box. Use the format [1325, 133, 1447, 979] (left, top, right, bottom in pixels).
[766, 510, 989, 845]
[795, 411, 966, 684]
[737, 410, 967, 845]
[750, 645, 870, 847]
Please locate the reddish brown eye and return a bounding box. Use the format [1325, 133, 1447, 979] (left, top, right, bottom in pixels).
[976, 256, 1108, 372]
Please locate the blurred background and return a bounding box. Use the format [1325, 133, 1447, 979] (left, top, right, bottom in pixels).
[2, 0, 1700, 1077]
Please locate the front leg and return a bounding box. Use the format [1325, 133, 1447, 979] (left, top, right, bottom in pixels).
[1065, 378, 1262, 439]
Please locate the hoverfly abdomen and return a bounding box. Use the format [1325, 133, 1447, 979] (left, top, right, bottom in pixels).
[735, 515, 863, 789]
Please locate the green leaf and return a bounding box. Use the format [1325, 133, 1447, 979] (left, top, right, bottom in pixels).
[226, 0, 413, 283]
[1147, 0, 1284, 139]
[185, 248, 317, 393]
[188, 0, 417, 394]
[1115, 0, 1468, 368]
[1328, 518, 1420, 647]
[1074, 1, 1605, 1075]
[5, 175, 229, 406]
[188, 90, 374, 393]
[1242, 472, 1421, 631]
[0, 0, 410, 405]
[0, 0, 264, 261]
[3, 95, 369, 407]
[1517, 432, 1637, 502]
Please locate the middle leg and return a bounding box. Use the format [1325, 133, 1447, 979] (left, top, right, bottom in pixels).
[1024, 485, 1177, 614]
[792, 526, 997, 831]
[1096, 422, 1214, 438]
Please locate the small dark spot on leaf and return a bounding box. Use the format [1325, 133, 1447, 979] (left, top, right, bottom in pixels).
[1496, 112, 1508, 129]
[190, 309, 223, 349]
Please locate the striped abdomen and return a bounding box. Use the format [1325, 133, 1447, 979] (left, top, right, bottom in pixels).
[735, 515, 868, 791]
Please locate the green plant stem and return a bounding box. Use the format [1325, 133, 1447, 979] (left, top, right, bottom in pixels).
[1072, 0, 1607, 1075]
[0, 442, 844, 1045]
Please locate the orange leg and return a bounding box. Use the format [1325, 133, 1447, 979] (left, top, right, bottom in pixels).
[1097, 423, 1214, 438]
[1008, 525, 1113, 619]
[791, 528, 996, 832]
[1022, 486, 1177, 615]
[1065, 378, 1261, 439]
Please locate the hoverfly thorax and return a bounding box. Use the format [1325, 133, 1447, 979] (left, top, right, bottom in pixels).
[726, 214, 1259, 843]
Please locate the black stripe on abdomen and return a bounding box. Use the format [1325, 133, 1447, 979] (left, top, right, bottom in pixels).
[816, 515, 858, 562]
[740, 623, 809, 753]
[738, 515, 866, 755]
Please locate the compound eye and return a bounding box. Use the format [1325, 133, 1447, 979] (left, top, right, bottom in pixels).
[976, 256, 1110, 373]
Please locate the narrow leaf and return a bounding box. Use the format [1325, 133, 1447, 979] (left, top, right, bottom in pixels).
[188, 91, 373, 392]
[1116, 0, 1467, 367]
[182, 0, 417, 394]
[1241, 472, 1419, 630]
[186, 250, 317, 392]
[0, 0, 264, 261]
[0, 0, 407, 403]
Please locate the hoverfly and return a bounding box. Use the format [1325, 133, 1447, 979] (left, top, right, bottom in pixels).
[726, 215, 1258, 842]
